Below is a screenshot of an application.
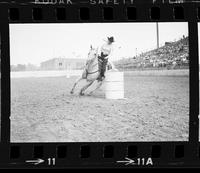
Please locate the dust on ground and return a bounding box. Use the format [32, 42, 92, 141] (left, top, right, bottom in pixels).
[11, 72, 189, 142]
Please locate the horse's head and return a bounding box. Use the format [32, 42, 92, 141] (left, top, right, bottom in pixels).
[88, 45, 98, 60]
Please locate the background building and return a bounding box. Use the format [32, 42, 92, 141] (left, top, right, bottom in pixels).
[40, 57, 86, 70]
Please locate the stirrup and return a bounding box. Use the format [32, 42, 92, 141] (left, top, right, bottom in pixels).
[97, 76, 103, 81]
[99, 75, 105, 81]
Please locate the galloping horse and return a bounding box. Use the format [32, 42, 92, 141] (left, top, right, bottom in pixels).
[70, 45, 114, 96]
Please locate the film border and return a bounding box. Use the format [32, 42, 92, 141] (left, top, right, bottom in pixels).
[0, 0, 199, 168]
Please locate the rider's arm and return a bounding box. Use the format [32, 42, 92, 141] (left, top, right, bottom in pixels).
[106, 46, 113, 59]
[100, 44, 105, 54]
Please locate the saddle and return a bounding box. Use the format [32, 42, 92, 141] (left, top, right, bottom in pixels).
[82, 56, 110, 80]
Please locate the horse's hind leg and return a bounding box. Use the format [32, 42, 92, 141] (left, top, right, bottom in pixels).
[70, 76, 82, 94]
[79, 81, 94, 96]
[88, 80, 103, 95]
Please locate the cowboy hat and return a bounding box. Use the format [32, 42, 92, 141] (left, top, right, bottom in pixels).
[107, 36, 114, 43]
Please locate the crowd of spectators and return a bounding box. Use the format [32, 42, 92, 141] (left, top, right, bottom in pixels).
[114, 36, 189, 70]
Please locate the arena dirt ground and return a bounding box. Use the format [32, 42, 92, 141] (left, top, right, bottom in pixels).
[11, 71, 189, 142]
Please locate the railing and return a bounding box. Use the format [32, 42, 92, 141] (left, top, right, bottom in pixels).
[10, 70, 82, 78]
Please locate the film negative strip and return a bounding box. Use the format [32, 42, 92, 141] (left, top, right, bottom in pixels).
[0, 0, 200, 169]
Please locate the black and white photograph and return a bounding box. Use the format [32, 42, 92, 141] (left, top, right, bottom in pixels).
[198, 22, 200, 140]
[0, 34, 1, 141]
[10, 22, 189, 142]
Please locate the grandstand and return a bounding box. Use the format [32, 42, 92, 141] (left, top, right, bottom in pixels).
[114, 36, 189, 70]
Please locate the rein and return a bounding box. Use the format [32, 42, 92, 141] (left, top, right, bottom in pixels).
[87, 69, 99, 75]
[87, 63, 99, 74]
[85, 54, 104, 76]
[86, 57, 102, 75]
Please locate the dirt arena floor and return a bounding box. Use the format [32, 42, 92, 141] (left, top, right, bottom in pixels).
[11, 71, 189, 142]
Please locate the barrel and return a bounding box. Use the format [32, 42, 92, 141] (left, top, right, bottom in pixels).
[105, 71, 124, 99]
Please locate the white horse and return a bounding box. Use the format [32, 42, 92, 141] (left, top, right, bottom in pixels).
[70, 45, 116, 96]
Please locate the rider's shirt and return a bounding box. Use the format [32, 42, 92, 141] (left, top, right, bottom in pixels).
[101, 43, 113, 58]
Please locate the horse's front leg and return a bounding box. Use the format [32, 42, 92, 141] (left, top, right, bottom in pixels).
[79, 80, 94, 96]
[70, 76, 82, 94]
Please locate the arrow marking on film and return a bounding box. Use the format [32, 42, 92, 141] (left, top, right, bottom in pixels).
[25, 158, 45, 165]
[116, 157, 137, 166]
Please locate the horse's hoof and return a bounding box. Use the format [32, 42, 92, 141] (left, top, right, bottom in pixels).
[79, 92, 84, 96]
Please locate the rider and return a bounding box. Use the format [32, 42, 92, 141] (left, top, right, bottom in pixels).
[97, 36, 115, 81]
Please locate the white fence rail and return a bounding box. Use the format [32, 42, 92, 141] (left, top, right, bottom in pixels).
[10, 69, 189, 79]
[11, 70, 82, 78]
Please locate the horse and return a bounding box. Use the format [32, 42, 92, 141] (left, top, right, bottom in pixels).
[70, 45, 115, 96]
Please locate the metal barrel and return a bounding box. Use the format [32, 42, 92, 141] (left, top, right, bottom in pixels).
[105, 71, 124, 99]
